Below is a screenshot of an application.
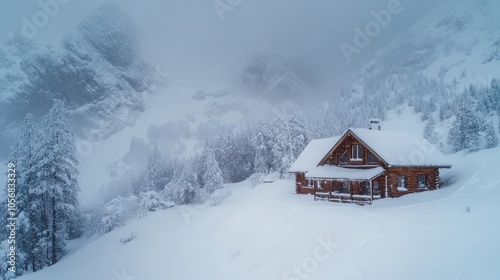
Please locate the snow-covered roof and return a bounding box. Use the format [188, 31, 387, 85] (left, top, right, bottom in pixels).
[290, 128, 451, 174]
[289, 136, 341, 172]
[349, 128, 451, 167]
[306, 166, 384, 180]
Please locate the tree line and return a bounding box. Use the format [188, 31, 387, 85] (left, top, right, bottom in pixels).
[0, 101, 80, 277]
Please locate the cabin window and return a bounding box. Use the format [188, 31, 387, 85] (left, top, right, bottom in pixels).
[397, 175, 407, 190]
[368, 152, 378, 163]
[373, 182, 380, 195]
[362, 182, 370, 195]
[417, 175, 428, 189]
[351, 144, 363, 161]
[341, 181, 350, 193]
[339, 151, 348, 164]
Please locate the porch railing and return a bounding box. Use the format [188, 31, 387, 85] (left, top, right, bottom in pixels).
[313, 189, 379, 205]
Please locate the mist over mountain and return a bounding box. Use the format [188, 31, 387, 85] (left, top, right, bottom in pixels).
[239, 54, 310, 102]
[0, 4, 158, 158]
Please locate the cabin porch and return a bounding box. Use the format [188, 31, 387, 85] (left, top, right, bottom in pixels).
[304, 165, 385, 205]
[311, 179, 381, 205]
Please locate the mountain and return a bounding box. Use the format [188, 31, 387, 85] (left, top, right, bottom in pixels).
[0, 4, 159, 157]
[239, 54, 309, 102]
[334, 0, 500, 153]
[356, 0, 500, 87]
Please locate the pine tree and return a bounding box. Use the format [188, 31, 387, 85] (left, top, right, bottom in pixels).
[101, 195, 139, 233]
[439, 102, 453, 121]
[165, 160, 198, 204]
[231, 130, 255, 181]
[203, 151, 224, 194]
[252, 121, 275, 174]
[485, 122, 499, 149]
[270, 113, 294, 178]
[2, 114, 41, 273]
[31, 100, 80, 266]
[447, 106, 481, 153]
[284, 104, 309, 159]
[146, 145, 167, 192]
[488, 79, 500, 112]
[424, 117, 438, 144]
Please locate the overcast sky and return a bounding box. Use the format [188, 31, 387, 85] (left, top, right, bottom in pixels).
[0, 0, 442, 87]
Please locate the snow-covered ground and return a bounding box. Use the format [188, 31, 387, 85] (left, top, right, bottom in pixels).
[18, 146, 500, 280]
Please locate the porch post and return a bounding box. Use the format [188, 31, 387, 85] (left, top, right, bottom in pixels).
[328, 180, 332, 201]
[370, 180, 373, 204]
[340, 180, 344, 203]
[349, 180, 353, 202]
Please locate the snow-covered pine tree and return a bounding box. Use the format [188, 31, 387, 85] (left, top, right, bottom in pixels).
[204, 130, 232, 182]
[447, 105, 481, 153]
[100, 195, 139, 233]
[31, 100, 80, 266]
[165, 160, 198, 204]
[485, 122, 499, 149]
[423, 117, 438, 144]
[146, 145, 167, 192]
[130, 171, 147, 196]
[252, 121, 275, 174]
[283, 103, 309, 159]
[203, 151, 224, 194]
[439, 102, 454, 121]
[3, 113, 41, 274]
[270, 112, 294, 178]
[123, 136, 150, 165]
[204, 127, 255, 183]
[487, 79, 500, 113]
[231, 129, 255, 181]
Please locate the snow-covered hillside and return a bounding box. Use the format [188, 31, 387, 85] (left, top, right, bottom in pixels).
[18, 145, 500, 280]
[357, 0, 500, 88]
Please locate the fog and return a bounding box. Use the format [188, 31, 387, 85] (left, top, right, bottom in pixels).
[1, 0, 442, 89]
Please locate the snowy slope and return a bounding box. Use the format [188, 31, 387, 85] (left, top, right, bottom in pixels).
[357, 0, 500, 89]
[18, 146, 500, 280]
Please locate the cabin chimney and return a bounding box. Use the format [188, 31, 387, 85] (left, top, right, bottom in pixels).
[369, 119, 381, 130]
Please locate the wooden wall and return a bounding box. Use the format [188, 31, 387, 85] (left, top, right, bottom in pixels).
[372, 174, 386, 198]
[295, 172, 314, 194]
[386, 167, 439, 197]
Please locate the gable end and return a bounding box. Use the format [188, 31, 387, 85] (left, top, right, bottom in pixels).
[318, 129, 388, 167]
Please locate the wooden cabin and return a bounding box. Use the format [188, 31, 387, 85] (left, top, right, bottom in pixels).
[289, 126, 451, 205]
